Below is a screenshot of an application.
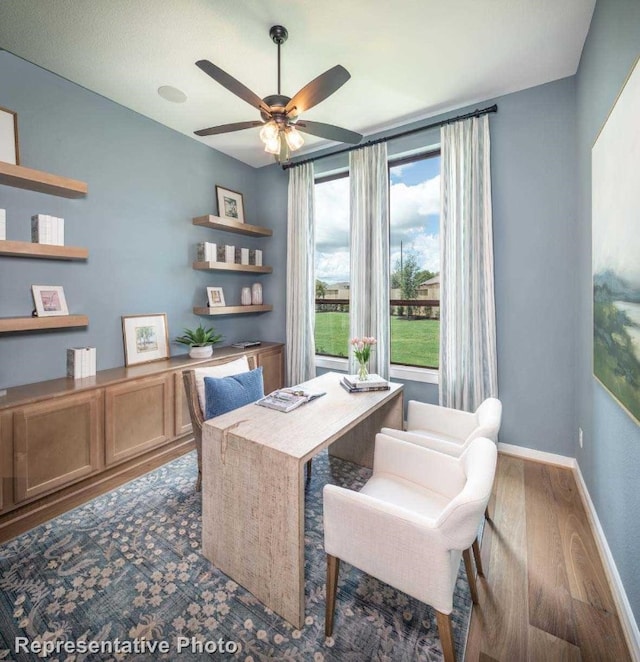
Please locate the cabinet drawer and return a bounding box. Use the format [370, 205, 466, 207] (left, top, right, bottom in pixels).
[105, 374, 174, 466]
[13, 391, 103, 503]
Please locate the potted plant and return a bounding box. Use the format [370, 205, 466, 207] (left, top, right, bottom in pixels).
[175, 323, 223, 359]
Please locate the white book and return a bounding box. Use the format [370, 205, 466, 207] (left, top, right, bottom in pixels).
[31, 214, 48, 243]
[57, 217, 65, 246]
[66, 348, 84, 379]
[241, 247, 250, 265]
[88, 347, 97, 376]
[255, 249, 263, 266]
[343, 373, 389, 388]
[225, 244, 235, 263]
[207, 242, 216, 262]
[44, 215, 53, 245]
[0, 208, 5, 241]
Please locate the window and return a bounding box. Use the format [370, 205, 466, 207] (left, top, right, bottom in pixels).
[314, 150, 441, 370]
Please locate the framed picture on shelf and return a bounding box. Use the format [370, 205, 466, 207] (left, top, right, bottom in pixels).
[31, 285, 69, 317]
[0, 106, 20, 165]
[207, 286, 226, 308]
[216, 185, 245, 223]
[121, 313, 169, 366]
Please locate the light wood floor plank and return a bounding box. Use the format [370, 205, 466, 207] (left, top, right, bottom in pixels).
[546, 465, 615, 612]
[527, 625, 582, 662]
[473, 455, 529, 661]
[572, 598, 632, 662]
[524, 461, 578, 644]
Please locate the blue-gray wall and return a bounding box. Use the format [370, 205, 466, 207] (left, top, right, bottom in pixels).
[0, 51, 276, 388]
[575, 0, 640, 625]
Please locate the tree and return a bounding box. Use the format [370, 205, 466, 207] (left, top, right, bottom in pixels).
[391, 251, 433, 317]
[315, 279, 328, 299]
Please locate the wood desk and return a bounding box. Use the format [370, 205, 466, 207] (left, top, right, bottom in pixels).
[201, 371, 403, 628]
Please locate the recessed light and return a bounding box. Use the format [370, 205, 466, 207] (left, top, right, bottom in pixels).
[158, 85, 187, 103]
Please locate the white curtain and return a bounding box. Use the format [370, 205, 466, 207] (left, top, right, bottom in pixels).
[349, 143, 390, 378]
[439, 114, 498, 411]
[286, 162, 316, 386]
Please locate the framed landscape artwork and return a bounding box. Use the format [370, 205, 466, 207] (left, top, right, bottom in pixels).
[592, 55, 640, 425]
[122, 313, 169, 366]
[216, 186, 245, 223]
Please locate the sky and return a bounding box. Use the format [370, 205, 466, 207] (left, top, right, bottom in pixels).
[314, 155, 440, 284]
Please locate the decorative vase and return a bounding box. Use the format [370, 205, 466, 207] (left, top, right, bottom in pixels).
[189, 345, 213, 359]
[357, 359, 369, 381]
[251, 282, 263, 305]
[241, 287, 252, 306]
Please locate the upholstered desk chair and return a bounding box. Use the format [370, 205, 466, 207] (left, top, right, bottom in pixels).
[323, 434, 497, 662]
[182, 355, 256, 490]
[381, 397, 502, 457]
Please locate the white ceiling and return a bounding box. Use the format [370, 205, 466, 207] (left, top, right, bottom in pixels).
[0, 0, 595, 168]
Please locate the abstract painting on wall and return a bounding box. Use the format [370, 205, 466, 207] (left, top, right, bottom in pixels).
[593, 55, 640, 425]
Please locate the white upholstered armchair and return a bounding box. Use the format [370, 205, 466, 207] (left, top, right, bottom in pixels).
[323, 434, 497, 662]
[381, 397, 502, 457]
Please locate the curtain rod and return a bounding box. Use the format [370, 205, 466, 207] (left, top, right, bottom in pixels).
[282, 103, 498, 170]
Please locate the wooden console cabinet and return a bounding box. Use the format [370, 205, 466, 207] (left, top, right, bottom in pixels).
[0, 342, 284, 541]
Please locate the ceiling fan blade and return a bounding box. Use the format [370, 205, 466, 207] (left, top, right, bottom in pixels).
[195, 121, 263, 137]
[285, 65, 351, 116]
[296, 120, 362, 144]
[196, 60, 271, 114]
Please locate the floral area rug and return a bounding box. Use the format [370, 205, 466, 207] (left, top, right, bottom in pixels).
[0, 450, 472, 661]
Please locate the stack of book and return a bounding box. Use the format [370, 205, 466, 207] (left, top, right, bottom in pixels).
[340, 373, 390, 393]
[67, 347, 97, 379]
[31, 214, 64, 245]
[197, 241, 217, 262]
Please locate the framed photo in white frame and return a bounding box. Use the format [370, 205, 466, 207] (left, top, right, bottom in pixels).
[31, 285, 69, 317]
[0, 106, 20, 165]
[121, 313, 169, 366]
[216, 185, 245, 223]
[207, 286, 226, 307]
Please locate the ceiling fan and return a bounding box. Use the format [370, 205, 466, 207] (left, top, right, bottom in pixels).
[194, 25, 362, 163]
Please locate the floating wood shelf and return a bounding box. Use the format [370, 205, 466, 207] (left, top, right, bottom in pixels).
[192, 215, 272, 237]
[0, 315, 89, 334]
[0, 162, 88, 198]
[193, 305, 273, 316]
[0, 240, 88, 261]
[192, 261, 272, 274]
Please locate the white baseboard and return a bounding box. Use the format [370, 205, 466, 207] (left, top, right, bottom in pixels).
[498, 442, 640, 660]
[573, 462, 640, 662]
[497, 442, 576, 468]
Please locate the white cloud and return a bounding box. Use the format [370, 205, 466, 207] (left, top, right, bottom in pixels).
[389, 175, 440, 229]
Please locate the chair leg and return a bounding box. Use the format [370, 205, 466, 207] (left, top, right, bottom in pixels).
[463, 548, 479, 604]
[325, 554, 340, 637]
[472, 536, 484, 577]
[305, 458, 312, 482]
[435, 611, 456, 662]
[195, 470, 202, 492]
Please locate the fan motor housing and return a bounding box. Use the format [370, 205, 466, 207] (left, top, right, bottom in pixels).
[261, 94, 292, 122]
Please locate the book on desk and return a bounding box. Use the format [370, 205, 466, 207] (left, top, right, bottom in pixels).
[256, 387, 326, 412]
[340, 373, 391, 393]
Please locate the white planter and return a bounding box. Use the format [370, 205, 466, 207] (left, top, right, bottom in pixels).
[189, 345, 213, 359]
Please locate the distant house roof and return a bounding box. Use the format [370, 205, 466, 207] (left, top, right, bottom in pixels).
[418, 275, 440, 287]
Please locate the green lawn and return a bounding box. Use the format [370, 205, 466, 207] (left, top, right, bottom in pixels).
[314, 312, 439, 368]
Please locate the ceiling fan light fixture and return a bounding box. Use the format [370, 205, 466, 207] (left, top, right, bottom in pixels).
[263, 134, 281, 155]
[284, 126, 304, 151]
[259, 120, 279, 143]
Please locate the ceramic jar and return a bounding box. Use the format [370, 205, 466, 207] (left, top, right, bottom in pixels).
[251, 282, 263, 305]
[241, 287, 252, 306]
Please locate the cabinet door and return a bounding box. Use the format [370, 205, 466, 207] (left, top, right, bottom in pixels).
[0, 412, 12, 512]
[13, 391, 103, 503]
[173, 371, 193, 437]
[105, 374, 174, 466]
[257, 346, 284, 394]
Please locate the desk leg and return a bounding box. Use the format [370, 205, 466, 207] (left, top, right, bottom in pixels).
[202, 423, 305, 628]
[328, 391, 404, 468]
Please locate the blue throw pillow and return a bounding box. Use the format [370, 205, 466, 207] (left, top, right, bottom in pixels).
[204, 367, 264, 420]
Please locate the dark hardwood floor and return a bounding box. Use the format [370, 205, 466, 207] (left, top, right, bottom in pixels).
[465, 454, 632, 662]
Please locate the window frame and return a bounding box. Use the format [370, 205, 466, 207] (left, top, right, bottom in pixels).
[313, 149, 441, 382]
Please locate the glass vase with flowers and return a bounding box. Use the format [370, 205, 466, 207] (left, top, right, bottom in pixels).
[350, 337, 377, 381]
